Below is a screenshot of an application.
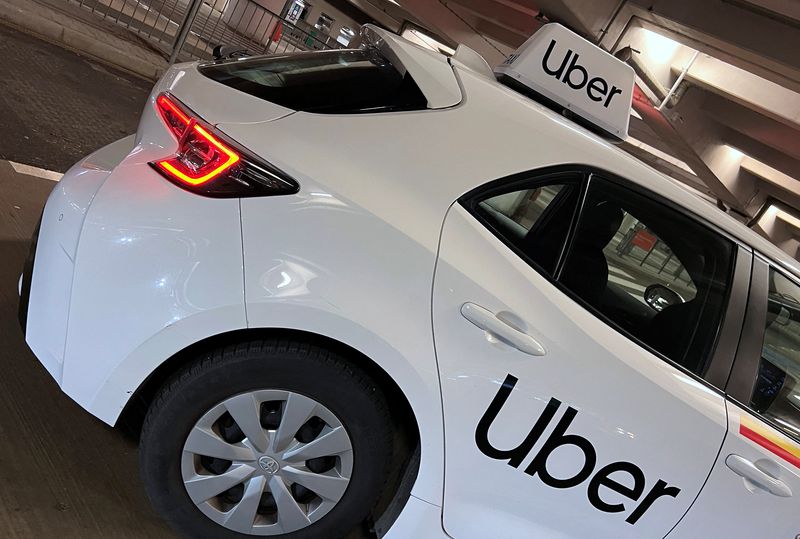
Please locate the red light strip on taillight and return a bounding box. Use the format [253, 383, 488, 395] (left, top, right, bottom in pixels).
[156, 94, 191, 138]
[157, 94, 190, 124]
[152, 94, 241, 187]
[155, 124, 240, 185]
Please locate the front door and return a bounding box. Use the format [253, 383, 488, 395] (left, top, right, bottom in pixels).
[432, 169, 749, 538]
[668, 259, 800, 538]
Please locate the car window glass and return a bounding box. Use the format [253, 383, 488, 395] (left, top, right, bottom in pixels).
[751, 269, 800, 441]
[611, 221, 697, 304]
[559, 178, 735, 375]
[476, 182, 580, 275]
[198, 49, 428, 114]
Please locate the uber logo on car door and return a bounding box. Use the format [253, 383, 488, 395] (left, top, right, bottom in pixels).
[475, 374, 681, 524]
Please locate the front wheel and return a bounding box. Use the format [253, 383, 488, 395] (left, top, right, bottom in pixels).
[139, 340, 393, 539]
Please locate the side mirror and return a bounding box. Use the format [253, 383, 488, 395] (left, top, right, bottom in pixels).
[644, 284, 684, 312]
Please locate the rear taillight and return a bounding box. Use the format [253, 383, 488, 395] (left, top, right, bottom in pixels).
[150, 93, 298, 197]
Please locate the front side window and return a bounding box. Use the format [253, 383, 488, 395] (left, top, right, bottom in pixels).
[751, 269, 800, 441]
[466, 172, 735, 377]
[558, 178, 735, 375]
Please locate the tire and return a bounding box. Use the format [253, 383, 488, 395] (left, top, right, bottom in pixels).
[139, 339, 394, 539]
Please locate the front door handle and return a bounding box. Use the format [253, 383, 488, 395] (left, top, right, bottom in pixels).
[725, 454, 793, 497]
[461, 302, 546, 356]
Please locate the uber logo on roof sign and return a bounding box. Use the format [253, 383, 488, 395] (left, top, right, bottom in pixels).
[495, 23, 635, 140]
[475, 374, 681, 525]
[540, 39, 624, 108]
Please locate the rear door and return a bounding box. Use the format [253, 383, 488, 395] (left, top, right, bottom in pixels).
[432, 169, 751, 538]
[667, 257, 800, 538]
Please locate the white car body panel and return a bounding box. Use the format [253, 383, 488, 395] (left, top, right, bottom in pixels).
[21, 25, 800, 538]
[35, 97, 249, 423]
[666, 401, 800, 538]
[68, 163, 247, 423]
[433, 205, 727, 538]
[364, 26, 463, 109]
[222, 111, 455, 504]
[24, 138, 130, 381]
[382, 495, 452, 539]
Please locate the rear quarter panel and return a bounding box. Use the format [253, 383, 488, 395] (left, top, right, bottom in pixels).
[234, 157, 447, 506]
[63, 118, 247, 424]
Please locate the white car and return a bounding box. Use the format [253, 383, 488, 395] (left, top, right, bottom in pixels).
[19, 23, 800, 539]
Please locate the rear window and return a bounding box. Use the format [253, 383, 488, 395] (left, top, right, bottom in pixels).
[198, 49, 429, 114]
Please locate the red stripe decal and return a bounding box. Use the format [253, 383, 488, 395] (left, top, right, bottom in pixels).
[740, 424, 800, 469]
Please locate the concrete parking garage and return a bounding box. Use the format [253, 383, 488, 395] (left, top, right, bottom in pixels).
[2, 1, 800, 538]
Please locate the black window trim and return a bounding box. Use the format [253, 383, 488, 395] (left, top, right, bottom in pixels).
[726, 255, 768, 405]
[726, 255, 800, 444]
[460, 165, 587, 278]
[706, 243, 751, 390]
[459, 164, 752, 396]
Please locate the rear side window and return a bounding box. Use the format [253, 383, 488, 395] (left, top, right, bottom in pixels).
[751, 269, 800, 441]
[476, 181, 581, 275]
[199, 49, 428, 114]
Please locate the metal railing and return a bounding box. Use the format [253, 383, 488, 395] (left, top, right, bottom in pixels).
[65, 0, 342, 63]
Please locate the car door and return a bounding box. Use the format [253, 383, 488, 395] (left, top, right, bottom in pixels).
[432, 168, 751, 539]
[667, 257, 800, 538]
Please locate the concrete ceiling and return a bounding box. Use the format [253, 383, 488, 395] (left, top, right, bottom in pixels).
[344, 0, 800, 257]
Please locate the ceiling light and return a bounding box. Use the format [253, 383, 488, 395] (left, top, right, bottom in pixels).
[725, 144, 744, 159]
[641, 29, 681, 64]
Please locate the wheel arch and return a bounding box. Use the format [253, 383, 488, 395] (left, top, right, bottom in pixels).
[119, 327, 417, 435]
[118, 327, 423, 530]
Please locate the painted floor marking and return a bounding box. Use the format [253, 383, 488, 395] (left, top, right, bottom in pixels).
[9, 161, 63, 182]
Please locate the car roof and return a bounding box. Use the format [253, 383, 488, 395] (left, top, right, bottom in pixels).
[215, 39, 800, 282]
[450, 62, 800, 280]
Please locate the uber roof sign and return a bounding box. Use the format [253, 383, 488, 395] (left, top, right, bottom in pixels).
[495, 23, 635, 140]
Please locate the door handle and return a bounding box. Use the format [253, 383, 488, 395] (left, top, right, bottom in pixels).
[460, 302, 546, 356]
[725, 454, 793, 497]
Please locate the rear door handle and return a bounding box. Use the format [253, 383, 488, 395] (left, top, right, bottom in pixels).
[460, 302, 546, 356]
[725, 454, 793, 497]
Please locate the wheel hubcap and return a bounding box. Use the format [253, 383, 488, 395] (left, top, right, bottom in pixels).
[180, 390, 354, 536]
[258, 456, 280, 476]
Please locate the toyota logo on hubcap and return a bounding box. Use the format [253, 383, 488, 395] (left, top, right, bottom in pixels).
[258, 456, 280, 475]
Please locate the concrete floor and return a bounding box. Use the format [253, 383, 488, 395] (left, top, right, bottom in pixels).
[0, 23, 151, 172]
[0, 164, 176, 538]
[0, 23, 176, 539]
